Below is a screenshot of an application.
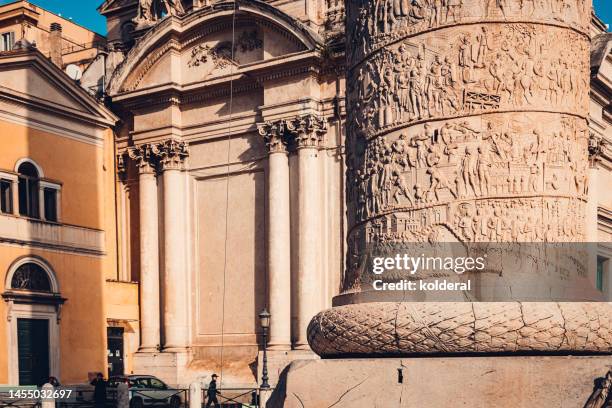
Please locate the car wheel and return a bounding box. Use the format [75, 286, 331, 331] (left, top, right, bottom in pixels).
[130, 397, 144, 408]
[168, 396, 180, 408]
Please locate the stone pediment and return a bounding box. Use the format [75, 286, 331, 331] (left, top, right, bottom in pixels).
[98, 0, 138, 14]
[107, 0, 323, 95]
[0, 48, 117, 127]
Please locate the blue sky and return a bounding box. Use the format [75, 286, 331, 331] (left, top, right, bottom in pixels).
[594, 0, 611, 28]
[1, 0, 610, 35]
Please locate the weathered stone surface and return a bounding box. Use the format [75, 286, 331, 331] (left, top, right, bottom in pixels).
[308, 302, 612, 356]
[306, 0, 607, 356]
[267, 356, 612, 408]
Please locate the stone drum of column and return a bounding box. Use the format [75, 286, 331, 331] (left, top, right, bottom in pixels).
[307, 0, 612, 356]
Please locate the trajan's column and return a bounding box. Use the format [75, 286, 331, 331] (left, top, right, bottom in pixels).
[307, 0, 612, 357]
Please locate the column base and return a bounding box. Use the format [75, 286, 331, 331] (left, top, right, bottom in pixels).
[308, 302, 612, 356]
[137, 346, 160, 353]
[267, 343, 292, 351]
[133, 350, 191, 387]
[162, 346, 189, 353]
[266, 355, 612, 407]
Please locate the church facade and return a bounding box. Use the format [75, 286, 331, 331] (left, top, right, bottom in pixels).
[97, 0, 347, 386]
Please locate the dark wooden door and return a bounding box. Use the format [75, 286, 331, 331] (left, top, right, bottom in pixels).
[107, 327, 124, 377]
[17, 318, 49, 386]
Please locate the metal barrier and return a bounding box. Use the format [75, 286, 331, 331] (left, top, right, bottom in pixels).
[0, 387, 41, 408]
[55, 388, 118, 408]
[129, 388, 188, 407]
[201, 388, 263, 408]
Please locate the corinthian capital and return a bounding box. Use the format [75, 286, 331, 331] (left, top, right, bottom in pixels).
[128, 143, 158, 174]
[286, 114, 327, 149]
[153, 139, 189, 171]
[257, 120, 289, 154]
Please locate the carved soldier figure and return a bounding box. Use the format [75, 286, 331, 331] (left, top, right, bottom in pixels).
[474, 27, 490, 68]
[161, 0, 185, 16]
[428, 0, 443, 27]
[445, 0, 462, 23]
[392, 165, 414, 205]
[409, 58, 424, 119]
[428, 165, 456, 201]
[136, 0, 156, 23]
[397, 66, 411, 120]
[426, 55, 444, 115]
[461, 145, 480, 196]
[413, 125, 432, 167]
[476, 145, 492, 195]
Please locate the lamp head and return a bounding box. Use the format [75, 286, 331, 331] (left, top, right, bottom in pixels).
[259, 308, 271, 329]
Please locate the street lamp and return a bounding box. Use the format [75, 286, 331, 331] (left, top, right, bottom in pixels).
[259, 308, 271, 389]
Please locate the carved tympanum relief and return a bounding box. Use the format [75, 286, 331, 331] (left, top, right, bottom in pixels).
[187, 29, 263, 76]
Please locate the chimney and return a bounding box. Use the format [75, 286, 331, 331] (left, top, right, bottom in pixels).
[49, 23, 62, 67]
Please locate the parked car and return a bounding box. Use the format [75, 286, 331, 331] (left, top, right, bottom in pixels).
[108, 375, 182, 408]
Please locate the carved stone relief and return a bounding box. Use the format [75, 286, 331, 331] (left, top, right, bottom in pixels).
[347, 24, 589, 139]
[187, 29, 263, 79]
[126, 139, 189, 172]
[347, 0, 590, 64]
[305, 1, 608, 357]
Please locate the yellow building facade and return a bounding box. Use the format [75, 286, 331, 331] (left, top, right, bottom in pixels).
[0, 42, 137, 385]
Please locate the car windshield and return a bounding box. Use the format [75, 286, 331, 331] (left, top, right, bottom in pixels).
[149, 378, 166, 389]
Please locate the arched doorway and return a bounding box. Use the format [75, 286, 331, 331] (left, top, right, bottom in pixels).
[2, 257, 64, 385]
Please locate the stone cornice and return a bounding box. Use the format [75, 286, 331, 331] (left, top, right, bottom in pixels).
[111, 51, 322, 110]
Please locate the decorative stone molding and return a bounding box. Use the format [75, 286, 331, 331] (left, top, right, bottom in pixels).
[153, 139, 190, 171]
[257, 120, 289, 154]
[116, 152, 128, 181]
[308, 302, 612, 356]
[589, 132, 611, 166]
[127, 143, 158, 174]
[286, 114, 327, 149]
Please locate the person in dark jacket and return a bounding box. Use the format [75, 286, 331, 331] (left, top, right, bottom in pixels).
[48, 376, 60, 387]
[90, 373, 107, 408]
[205, 374, 220, 407]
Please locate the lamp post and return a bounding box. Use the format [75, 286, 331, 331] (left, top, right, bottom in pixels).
[259, 308, 271, 389]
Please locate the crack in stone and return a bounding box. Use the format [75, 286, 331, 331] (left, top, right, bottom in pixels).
[292, 392, 306, 408]
[557, 302, 570, 349]
[326, 377, 368, 408]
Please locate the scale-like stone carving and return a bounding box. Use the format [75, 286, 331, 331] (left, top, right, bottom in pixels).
[307, 0, 612, 356]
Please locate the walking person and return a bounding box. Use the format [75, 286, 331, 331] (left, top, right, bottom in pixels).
[90, 372, 107, 408]
[205, 374, 220, 407]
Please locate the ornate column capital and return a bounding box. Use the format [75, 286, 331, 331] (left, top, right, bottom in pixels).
[153, 139, 190, 171]
[258, 120, 289, 154]
[286, 114, 327, 150]
[127, 143, 158, 174]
